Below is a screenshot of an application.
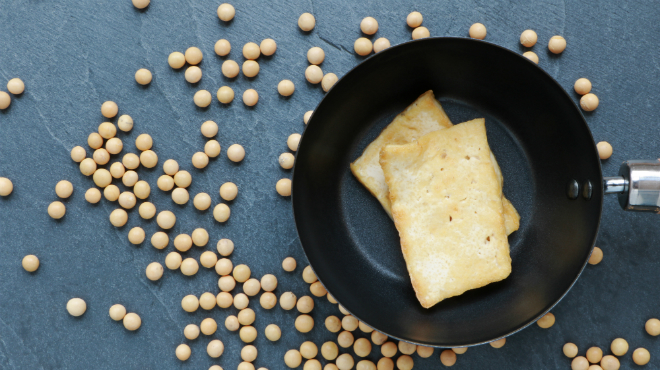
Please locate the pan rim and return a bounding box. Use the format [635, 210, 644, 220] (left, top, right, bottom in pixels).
[291, 36, 604, 347]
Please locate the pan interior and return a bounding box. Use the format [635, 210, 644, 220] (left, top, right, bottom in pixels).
[292, 38, 602, 346]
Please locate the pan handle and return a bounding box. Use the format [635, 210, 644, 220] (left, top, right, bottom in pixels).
[604, 160, 660, 213]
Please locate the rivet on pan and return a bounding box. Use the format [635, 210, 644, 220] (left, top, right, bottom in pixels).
[567, 180, 579, 200]
[582, 181, 593, 200]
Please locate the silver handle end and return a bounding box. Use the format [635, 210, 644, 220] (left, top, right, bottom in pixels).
[603, 176, 628, 194]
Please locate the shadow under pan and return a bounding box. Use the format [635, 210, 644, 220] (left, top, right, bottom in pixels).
[292, 37, 602, 346]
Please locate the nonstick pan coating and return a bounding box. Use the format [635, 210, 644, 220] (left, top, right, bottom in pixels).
[292, 38, 603, 346]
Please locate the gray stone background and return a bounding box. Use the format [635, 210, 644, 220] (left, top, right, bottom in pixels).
[1, 0, 659, 369]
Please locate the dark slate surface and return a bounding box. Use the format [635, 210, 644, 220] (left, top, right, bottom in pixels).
[1, 0, 659, 369]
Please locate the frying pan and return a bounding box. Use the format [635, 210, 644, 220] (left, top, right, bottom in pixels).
[292, 37, 660, 347]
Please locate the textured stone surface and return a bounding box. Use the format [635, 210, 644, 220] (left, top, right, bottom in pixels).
[0, 0, 659, 369]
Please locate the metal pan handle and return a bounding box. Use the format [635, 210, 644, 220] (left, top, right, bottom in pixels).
[604, 160, 660, 213]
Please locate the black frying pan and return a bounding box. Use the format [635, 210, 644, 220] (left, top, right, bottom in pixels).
[292, 37, 652, 347]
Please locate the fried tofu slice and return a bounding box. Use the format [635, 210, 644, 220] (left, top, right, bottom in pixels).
[350, 91, 520, 234]
[379, 118, 512, 308]
[502, 197, 520, 235]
